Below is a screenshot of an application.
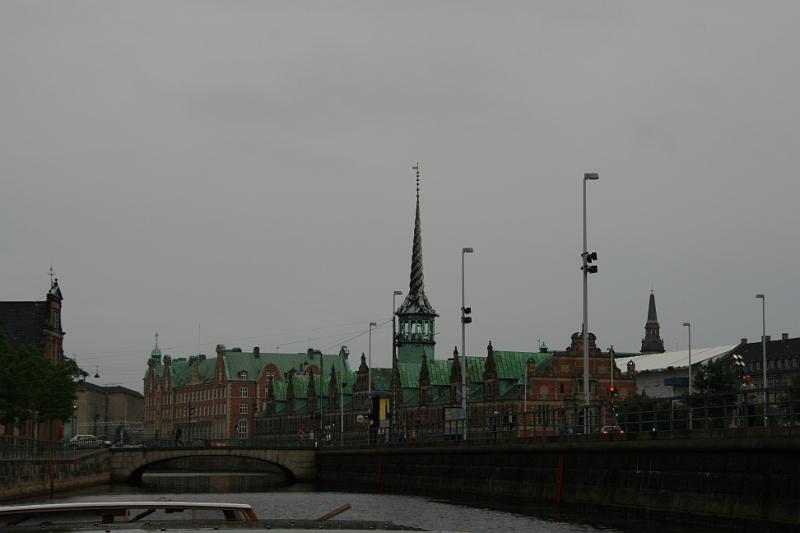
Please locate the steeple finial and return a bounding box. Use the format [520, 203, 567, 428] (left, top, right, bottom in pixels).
[49, 265, 55, 285]
[413, 162, 420, 199]
[155, 332, 159, 349]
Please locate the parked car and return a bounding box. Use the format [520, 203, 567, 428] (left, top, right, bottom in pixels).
[599, 425, 625, 436]
[68, 434, 111, 449]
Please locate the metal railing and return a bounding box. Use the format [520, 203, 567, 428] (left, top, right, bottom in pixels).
[0, 436, 78, 460]
[135, 386, 800, 450]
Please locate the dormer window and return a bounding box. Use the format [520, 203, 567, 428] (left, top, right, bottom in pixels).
[239, 371, 248, 379]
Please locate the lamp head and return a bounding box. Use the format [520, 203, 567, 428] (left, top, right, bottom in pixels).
[393, 290, 403, 296]
[584, 172, 599, 180]
[755, 294, 765, 299]
[462, 247, 474, 254]
[369, 321, 377, 327]
[683, 322, 690, 327]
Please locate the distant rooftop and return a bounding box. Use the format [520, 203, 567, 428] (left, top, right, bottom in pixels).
[625, 344, 739, 372]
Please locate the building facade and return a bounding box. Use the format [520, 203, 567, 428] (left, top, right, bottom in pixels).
[71, 382, 144, 442]
[254, 332, 636, 440]
[143, 342, 354, 441]
[0, 278, 66, 440]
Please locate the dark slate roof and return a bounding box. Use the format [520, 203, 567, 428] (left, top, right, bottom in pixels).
[0, 301, 48, 350]
[647, 291, 658, 322]
[79, 381, 144, 399]
[737, 337, 800, 369]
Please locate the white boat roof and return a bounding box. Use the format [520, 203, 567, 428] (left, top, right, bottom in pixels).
[623, 344, 738, 372]
[0, 501, 254, 514]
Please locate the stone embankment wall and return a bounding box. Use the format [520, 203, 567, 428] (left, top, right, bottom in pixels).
[0, 450, 110, 501]
[318, 431, 800, 531]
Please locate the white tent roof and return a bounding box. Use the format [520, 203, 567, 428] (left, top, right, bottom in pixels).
[624, 344, 739, 373]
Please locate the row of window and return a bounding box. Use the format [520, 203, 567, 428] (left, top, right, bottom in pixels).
[172, 385, 253, 403]
[170, 401, 261, 418]
[174, 403, 227, 417]
[745, 358, 799, 372]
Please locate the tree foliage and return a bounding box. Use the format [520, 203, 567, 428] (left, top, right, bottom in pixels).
[693, 358, 737, 395]
[0, 333, 87, 426]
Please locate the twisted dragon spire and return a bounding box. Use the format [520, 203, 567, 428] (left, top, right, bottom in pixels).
[398, 163, 436, 316]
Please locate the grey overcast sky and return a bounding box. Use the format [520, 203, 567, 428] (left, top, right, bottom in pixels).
[2, 1, 799, 392]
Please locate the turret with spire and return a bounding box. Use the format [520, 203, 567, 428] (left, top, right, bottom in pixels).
[150, 332, 162, 363]
[640, 291, 665, 354]
[396, 163, 438, 364]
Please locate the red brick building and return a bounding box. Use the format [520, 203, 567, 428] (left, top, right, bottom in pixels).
[143, 342, 353, 442]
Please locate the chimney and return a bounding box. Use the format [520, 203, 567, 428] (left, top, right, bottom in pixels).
[253, 346, 260, 358]
[782, 333, 789, 341]
[763, 335, 771, 343]
[741, 338, 747, 345]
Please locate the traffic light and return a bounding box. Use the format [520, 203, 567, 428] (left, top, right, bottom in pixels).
[581, 251, 598, 273]
[608, 386, 618, 398]
[461, 307, 472, 324]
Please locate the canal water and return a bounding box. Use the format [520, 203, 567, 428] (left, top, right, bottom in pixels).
[16, 471, 733, 533]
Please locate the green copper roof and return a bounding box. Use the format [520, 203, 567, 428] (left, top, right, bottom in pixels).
[427, 360, 450, 385]
[145, 348, 355, 392]
[492, 351, 553, 383]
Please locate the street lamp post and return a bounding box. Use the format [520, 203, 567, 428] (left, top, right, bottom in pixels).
[306, 348, 325, 432]
[368, 321, 376, 414]
[609, 345, 615, 390]
[340, 380, 345, 446]
[461, 247, 474, 440]
[683, 322, 692, 430]
[756, 294, 767, 426]
[581, 172, 599, 434]
[391, 290, 403, 442]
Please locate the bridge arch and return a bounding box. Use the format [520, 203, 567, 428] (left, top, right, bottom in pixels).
[127, 454, 295, 485]
[110, 448, 316, 485]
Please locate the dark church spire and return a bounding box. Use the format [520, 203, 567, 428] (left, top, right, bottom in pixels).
[641, 291, 665, 354]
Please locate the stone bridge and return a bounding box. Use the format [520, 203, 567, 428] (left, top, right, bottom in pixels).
[110, 447, 316, 484]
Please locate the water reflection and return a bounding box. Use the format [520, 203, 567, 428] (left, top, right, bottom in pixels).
[15, 474, 736, 533]
[141, 471, 289, 492]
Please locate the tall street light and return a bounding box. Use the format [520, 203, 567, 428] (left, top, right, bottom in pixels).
[461, 247, 474, 440]
[581, 172, 599, 433]
[683, 322, 692, 431]
[609, 345, 615, 390]
[391, 290, 403, 442]
[368, 321, 377, 415]
[755, 294, 767, 426]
